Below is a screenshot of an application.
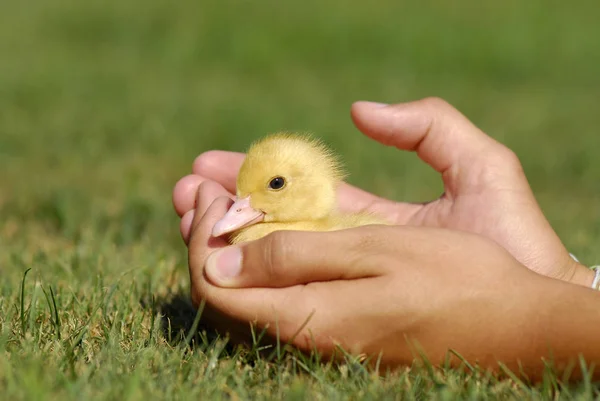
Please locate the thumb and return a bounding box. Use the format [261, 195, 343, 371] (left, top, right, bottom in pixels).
[350, 97, 516, 176]
[203, 227, 391, 288]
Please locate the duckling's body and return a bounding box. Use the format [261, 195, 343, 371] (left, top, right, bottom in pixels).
[230, 211, 386, 244]
[212, 133, 390, 244]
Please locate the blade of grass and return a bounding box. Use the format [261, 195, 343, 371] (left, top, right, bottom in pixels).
[19, 268, 32, 337]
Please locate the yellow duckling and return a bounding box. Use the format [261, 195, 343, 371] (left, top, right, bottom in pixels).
[212, 133, 389, 244]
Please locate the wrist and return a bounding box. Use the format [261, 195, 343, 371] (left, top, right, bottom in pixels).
[530, 274, 600, 379]
[511, 273, 600, 381]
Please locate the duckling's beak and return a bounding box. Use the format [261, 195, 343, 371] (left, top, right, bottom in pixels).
[212, 196, 265, 237]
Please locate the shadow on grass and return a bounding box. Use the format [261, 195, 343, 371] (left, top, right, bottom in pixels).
[140, 292, 233, 351]
[139, 292, 300, 366]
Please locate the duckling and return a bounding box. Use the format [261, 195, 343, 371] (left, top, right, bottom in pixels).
[211, 133, 389, 244]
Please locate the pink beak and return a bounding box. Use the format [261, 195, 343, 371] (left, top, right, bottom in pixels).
[212, 196, 265, 237]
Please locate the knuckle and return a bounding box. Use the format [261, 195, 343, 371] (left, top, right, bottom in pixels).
[261, 231, 293, 280]
[419, 96, 452, 111]
[485, 144, 525, 177]
[496, 146, 522, 168]
[348, 226, 391, 261]
[353, 227, 380, 253]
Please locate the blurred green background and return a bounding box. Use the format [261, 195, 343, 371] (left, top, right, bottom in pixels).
[1, 0, 599, 288]
[2, 0, 600, 256]
[1, 0, 600, 398]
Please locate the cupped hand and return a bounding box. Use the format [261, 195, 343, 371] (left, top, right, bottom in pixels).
[186, 195, 598, 377]
[173, 97, 592, 285]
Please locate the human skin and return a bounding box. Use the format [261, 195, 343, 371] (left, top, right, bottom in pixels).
[174, 98, 594, 287]
[173, 97, 600, 379]
[188, 197, 600, 381]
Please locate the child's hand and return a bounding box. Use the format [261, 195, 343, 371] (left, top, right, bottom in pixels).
[173, 97, 593, 286]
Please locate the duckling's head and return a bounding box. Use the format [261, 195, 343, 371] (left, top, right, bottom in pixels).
[212, 133, 345, 237]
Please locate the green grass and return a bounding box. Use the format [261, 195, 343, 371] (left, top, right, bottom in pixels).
[1, 0, 600, 399]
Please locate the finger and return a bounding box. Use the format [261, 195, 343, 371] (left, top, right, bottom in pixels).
[350, 98, 519, 178]
[180, 180, 232, 245]
[187, 196, 311, 329]
[173, 174, 207, 217]
[188, 195, 232, 289]
[193, 151, 245, 194]
[190, 181, 232, 236]
[193, 151, 404, 216]
[204, 226, 395, 289]
[180, 209, 195, 244]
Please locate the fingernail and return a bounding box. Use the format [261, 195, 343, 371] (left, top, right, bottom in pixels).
[206, 246, 242, 283]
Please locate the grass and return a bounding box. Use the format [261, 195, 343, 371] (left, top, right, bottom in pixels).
[1, 0, 600, 399]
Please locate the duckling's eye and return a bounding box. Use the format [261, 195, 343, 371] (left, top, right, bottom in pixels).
[268, 176, 286, 190]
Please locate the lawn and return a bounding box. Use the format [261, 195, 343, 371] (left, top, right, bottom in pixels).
[1, 0, 600, 399]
